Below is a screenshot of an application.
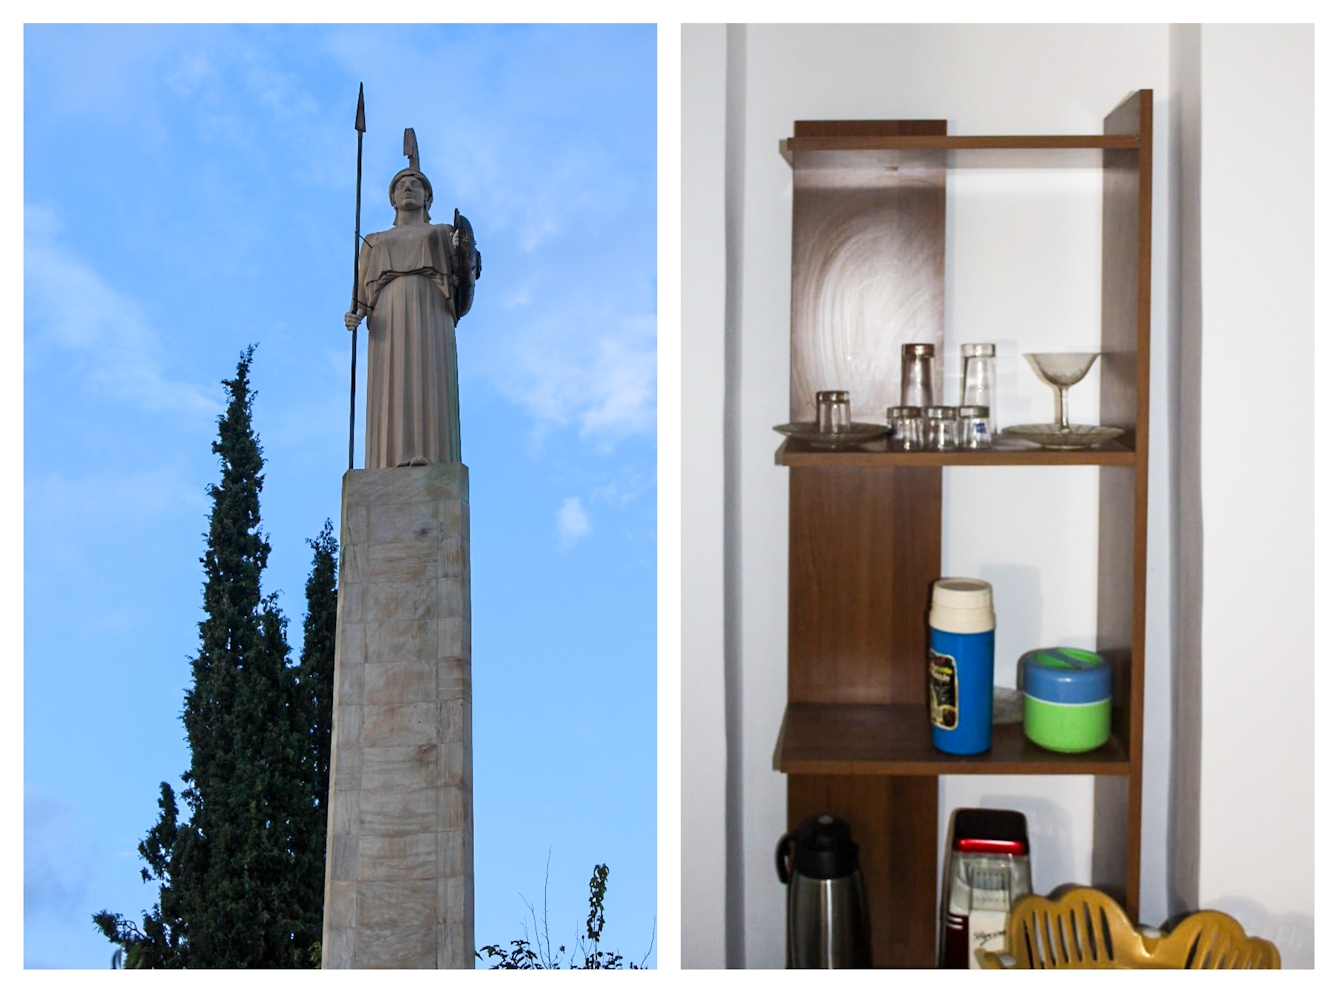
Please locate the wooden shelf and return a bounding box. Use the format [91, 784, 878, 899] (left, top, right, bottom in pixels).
[774, 94, 1153, 966]
[776, 702, 1131, 777]
[774, 435, 1135, 467]
[780, 133, 1143, 169]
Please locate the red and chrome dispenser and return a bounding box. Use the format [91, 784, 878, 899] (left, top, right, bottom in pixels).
[939, 808, 1032, 968]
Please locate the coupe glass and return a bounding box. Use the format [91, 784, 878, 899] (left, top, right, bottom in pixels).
[1024, 353, 1099, 432]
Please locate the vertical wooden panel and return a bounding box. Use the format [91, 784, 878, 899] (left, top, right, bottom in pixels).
[790, 121, 947, 424]
[789, 775, 938, 968]
[1098, 89, 1152, 921]
[789, 466, 942, 706]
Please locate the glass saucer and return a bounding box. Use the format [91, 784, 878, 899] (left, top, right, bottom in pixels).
[774, 422, 890, 449]
[1001, 423, 1124, 451]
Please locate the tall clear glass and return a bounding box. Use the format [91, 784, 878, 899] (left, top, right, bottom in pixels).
[901, 344, 935, 409]
[960, 343, 997, 437]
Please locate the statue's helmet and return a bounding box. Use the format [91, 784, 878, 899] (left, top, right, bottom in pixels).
[389, 168, 434, 218]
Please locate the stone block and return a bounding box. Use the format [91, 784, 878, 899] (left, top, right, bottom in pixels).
[335, 705, 362, 750]
[439, 787, 466, 831]
[437, 658, 470, 701]
[335, 622, 368, 669]
[329, 834, 359, 881]
[437, 576, 466, 620]
[359, 832, 437, 881]
[438, 698, 467, 743]
[440, 876, 468, 926]
[324, 926, 355, 969]
[364, 660, 436, 706]
[360, 744, 436, 792]
[438, 616, 468, 659]
[363, 618, 436, 667]
[339, 502, 369, 548]
[437, 831, 466, 877]
[439, 535, 466, 578]
[330, 791, 359, 836]
[338, 582, 368, 623]
[327, 880, 357, 929]
[360, 538, 441, 584]
[361, 702, 436, 747]
[438, 499, 464, 536]
[439, 920, 470, 969]
[337, 658, 364, 701]
[357, 879, 437, 930]
[366, 501, 442, 546]
[363, 580, 440, 623]
[355, 924, 437, 969]
[332, 745, 363, 790]
[438, 741, 465, 788]
[358, 787, 437, 837]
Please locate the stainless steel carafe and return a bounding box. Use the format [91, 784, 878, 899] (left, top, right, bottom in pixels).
[775, 814, 872, 968]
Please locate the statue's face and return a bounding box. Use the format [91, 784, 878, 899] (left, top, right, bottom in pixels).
[394, 175, 427, 210]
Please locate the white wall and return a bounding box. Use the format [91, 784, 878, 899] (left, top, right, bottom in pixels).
[1192, 24, 1314, 968]
[680, 23, 728, 970]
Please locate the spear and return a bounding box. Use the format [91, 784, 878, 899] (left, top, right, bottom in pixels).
[348, 83, 366, 472]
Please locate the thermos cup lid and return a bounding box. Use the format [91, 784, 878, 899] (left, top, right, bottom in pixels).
[785, 814, 861, 880]
[929, 577, 995, 634]
[1021, 647, 1111, 704]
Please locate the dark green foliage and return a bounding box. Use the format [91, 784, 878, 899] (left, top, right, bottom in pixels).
[295, 518, 339, 964]
[94, 348, 337, 968]
[477, 862, 654, 970]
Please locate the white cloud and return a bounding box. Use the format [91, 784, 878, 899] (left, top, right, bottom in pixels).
[494, 311, 656, 450]
[556, 496, 591, 549]
[24, 205, 218, 419]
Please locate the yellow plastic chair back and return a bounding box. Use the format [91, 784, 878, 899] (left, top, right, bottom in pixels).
[977, 887, 1280, 969]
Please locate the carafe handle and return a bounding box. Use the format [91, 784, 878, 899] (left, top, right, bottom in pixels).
[775, 832, 793, 884]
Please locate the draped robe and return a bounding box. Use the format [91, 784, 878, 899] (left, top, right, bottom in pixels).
[357, 221, 460, 468]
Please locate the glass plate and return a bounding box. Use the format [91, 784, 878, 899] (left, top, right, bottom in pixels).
[774, 422, 890, 449]
[1001, 423, 1124, 451]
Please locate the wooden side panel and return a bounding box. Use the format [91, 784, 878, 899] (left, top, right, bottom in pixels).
[790, 121, 947, 424]
[789, 775, 939, 968]
[788, 467, 942, 706]
[1097, 89, 1152, 921]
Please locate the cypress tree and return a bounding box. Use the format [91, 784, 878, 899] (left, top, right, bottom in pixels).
[95, 347, 334, 967]
[294, 519, 339, 962]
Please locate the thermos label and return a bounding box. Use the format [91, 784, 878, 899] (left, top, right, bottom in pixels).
[929, 649, 958, 730]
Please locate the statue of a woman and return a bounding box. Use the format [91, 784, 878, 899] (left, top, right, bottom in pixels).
[344, 135, 480, 468]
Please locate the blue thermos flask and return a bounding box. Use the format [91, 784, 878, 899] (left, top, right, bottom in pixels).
[928, 578, 995, 755]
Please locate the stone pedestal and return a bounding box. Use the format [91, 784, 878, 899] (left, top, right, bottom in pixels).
[322, 464, 473, 969]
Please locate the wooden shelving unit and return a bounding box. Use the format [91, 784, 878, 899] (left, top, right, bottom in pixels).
[775, 92, 1152, 968]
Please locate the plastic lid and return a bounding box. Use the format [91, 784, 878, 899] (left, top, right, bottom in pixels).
[789, 814, 861, 880]
[816, 389, 849, 402]
[887, 405, 922, 417]
[1021, 647, 1111, 704]
[957, 405, 989, 417]
[961, 343, 996, 357]
[924, 406, 955, 419]
[902, 343, 935, 357]
[932, 578, 993, 610]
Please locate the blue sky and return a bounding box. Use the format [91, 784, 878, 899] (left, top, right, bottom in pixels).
[23, 23, 656, 969]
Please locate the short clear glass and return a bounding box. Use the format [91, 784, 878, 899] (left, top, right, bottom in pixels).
[925, 405, 958, 451]
[815, 390, 852, 434]
[886, 405, 924, 451]
[957, 405, 992, 450]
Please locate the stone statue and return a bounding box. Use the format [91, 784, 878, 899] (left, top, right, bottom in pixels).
[345, 129, 481, 468]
